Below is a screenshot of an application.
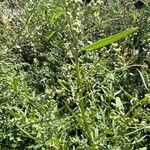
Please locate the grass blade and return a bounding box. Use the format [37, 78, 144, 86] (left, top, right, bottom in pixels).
[82, 27, 138, 51]
[137, 69, 148, 90]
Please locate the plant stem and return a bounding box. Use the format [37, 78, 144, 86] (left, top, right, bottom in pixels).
[125, 94, 150, 117]
[62, 0, 93, 145]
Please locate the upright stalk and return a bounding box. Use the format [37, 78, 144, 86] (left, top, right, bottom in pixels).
[62, 0, 93, 146]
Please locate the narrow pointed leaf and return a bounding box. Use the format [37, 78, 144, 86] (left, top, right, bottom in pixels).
[137, 69, 148, 90]
[82, 27, 138, 51]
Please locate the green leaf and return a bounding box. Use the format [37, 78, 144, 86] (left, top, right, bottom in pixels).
[82, 27, 138, 51]
[12, 77, 19, 93]
[137, 69, 148, 90]
[50, 9, 64, 24]
[115, 97, 124, 110]
[58, 80, 70, 91]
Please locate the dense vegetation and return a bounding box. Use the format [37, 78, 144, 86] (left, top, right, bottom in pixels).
[0, 0, 150, 149]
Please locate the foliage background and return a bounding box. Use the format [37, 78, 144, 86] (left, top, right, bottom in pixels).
[0, 0, 150, 149]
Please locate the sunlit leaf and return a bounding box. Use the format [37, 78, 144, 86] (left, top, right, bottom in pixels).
[50, 9, 64, 24]
[82, 27, 138, 51]
[115, 97, 124, 110]
[137, 69, 148, 90]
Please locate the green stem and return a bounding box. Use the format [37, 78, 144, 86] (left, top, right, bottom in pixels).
[125, 94, 150, 117]
[62, 0, 93, 145]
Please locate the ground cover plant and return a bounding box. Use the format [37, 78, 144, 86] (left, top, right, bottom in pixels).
[0, 0, 150, 149]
